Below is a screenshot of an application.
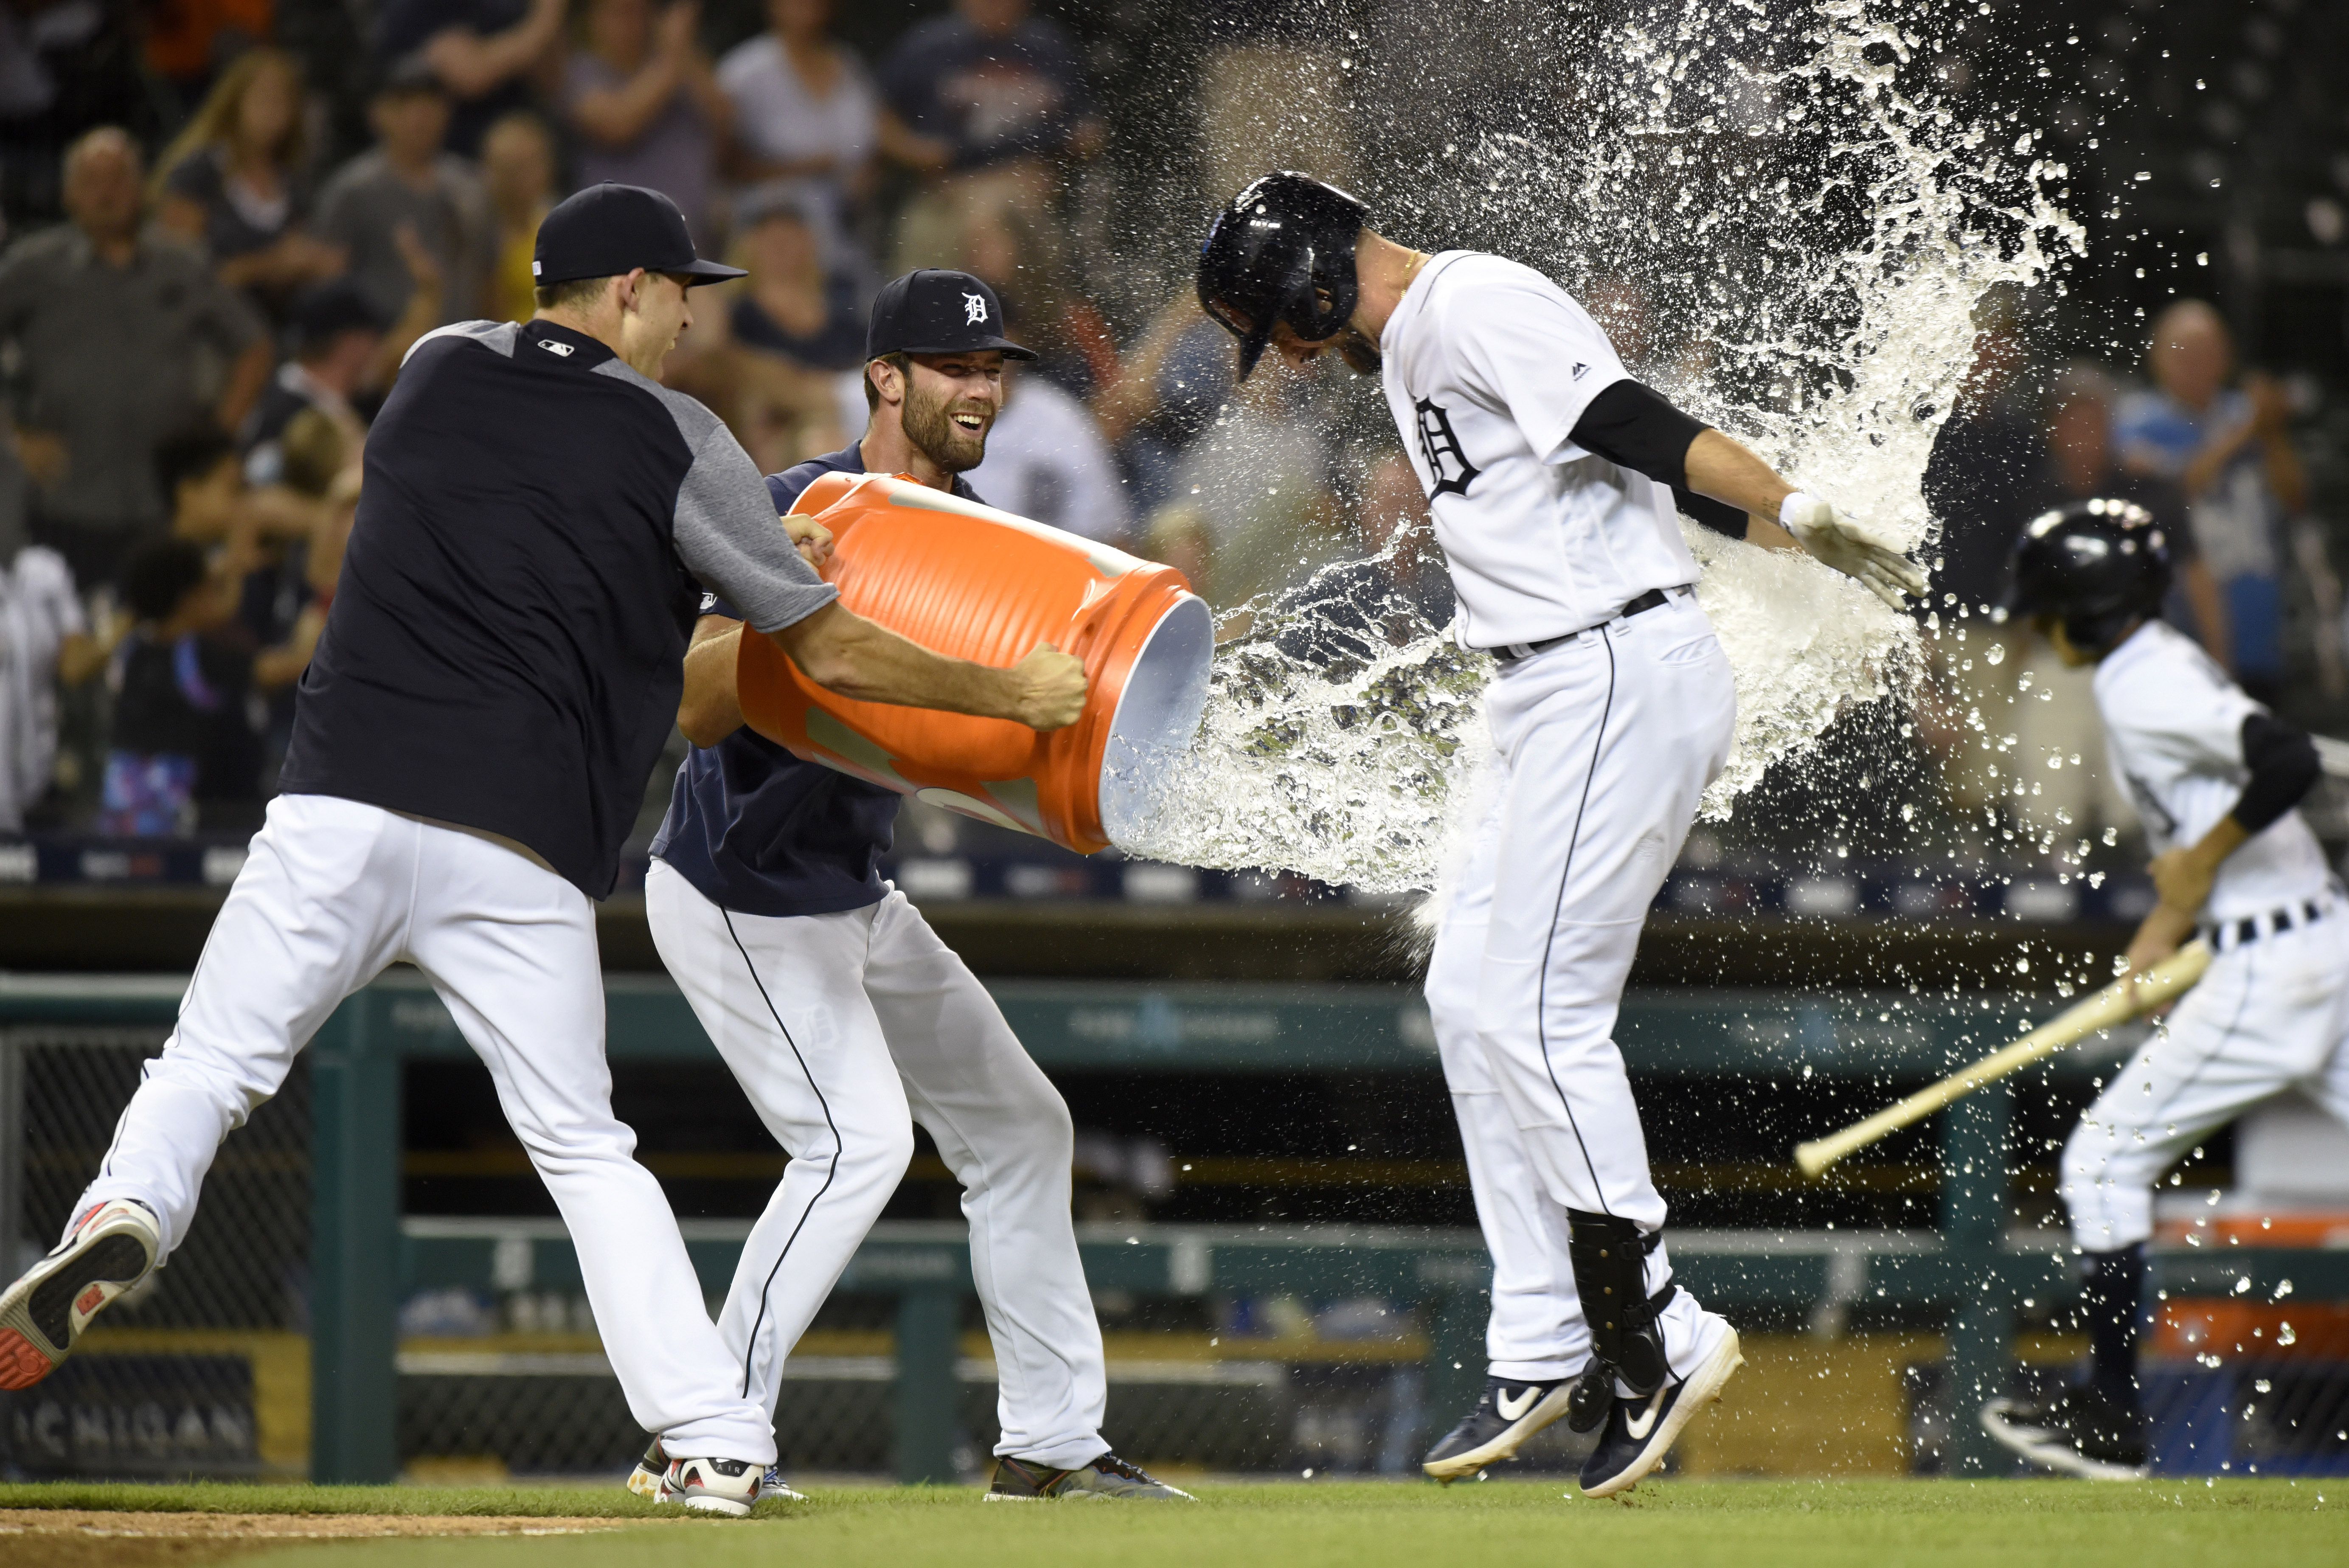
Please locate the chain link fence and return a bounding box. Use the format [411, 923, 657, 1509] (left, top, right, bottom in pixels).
[0, 1025, 310, 1478]
[395, 1352, 1312, 1478]
[4, 1020, 2346, 1481]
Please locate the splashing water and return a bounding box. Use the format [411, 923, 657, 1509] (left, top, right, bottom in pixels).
[1115, 0, 2079, 894]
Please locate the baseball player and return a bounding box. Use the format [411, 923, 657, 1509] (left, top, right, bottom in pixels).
[0, 188, 1087, 1516]
[1196, 172, 1928, 1495]
[631, 268, 1189, 1502]
[1982, 498, 2341, 1479]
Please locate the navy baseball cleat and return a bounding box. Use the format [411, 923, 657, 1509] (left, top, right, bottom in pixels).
[0, 1199, 161, 1390]
[1980, 1385, 2147, 1480]
[986, 1452, 1194, 1500]
[1422, 1375, 1579, 1482]
[1577, 1321, 1742, 1498]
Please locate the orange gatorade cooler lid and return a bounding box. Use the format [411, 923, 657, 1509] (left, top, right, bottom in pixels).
[736, 472, 1213, 856]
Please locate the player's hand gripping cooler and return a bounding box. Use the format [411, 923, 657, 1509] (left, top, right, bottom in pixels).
[736, 471, 1214, 854]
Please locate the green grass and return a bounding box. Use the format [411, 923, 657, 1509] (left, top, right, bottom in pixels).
[4, 1478, 2346, 1568]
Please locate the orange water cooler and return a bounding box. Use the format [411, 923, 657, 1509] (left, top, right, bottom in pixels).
[735, 472, 1212, 855]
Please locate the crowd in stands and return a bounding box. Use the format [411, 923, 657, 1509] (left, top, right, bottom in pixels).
[0, 0, 2340, 866]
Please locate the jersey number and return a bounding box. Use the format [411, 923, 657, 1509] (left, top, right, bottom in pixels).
[1414, 399, 1481, 498]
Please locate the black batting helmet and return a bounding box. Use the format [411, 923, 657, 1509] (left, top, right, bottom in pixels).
[1196, 171, 1369, 380]
[2005, 497, 2173, 656]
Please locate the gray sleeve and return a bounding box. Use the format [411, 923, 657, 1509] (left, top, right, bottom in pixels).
[672, 420, 838, 633]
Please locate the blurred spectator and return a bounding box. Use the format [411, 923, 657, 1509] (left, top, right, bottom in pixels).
[957, 201, 1113, 398]
[243, 278, 438, 489]
[1263, 452, 1453, 668]
[374, 0, 569, 156]
[966, 340, 1129, 542]
[1093, 301, 1234, 517]
[1919, 287, 2044, 618]
[716, 0, 879, 250]
[1142, 503, 1213, 603]
[879, 0, 1100, 177]
[143, 0, 272, 108]
[659, 190, 850, 472]
[1355, 451, 1453, 631]
[157, 425, 245, 546]
[0, 127, 270, 590]
[315, 62, 492, 326]
[0, 1, 147, 225]
[101, 531, 321, 836]
[879, 0, 1102, 272]
[2042, 369, 2227, 657]
[152, 47, 345, 318]
[0, 533, 110, 832]
[1167, 357, 1344, 607]
[480, 110, 554, 321]
[2116, 300, 2308, 703]
[565, 0, 728, 242]
[727, 188, 863, 369]
[239, 405, 355, 787]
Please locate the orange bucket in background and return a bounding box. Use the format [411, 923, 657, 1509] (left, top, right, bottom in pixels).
[736, 471, 1213, 855]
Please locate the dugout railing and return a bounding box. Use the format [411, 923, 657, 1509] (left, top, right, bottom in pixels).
[3, 972, 2345, 1482]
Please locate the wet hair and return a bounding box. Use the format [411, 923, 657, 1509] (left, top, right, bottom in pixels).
[122, 537, 211, 623]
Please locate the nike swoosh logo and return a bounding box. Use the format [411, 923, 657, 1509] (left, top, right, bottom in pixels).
[1496, 1387, 1540, 1421]
[1623, 1387, 1669, 1441]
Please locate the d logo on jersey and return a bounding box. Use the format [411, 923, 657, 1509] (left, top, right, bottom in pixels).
[1414, 399, 1481, 498]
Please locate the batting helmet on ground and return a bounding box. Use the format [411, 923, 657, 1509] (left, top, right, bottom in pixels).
[2004, 497, 2173, 656]
[1196, 171, 1370, 381]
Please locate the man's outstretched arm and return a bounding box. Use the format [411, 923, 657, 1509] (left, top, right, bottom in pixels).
[1569, 380, 1928, 608]
[676, 607, 1088, 749]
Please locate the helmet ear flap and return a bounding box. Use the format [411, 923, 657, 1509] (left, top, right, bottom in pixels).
[1293, 234, 1363, 341]
[1270, 247, 1320, 341]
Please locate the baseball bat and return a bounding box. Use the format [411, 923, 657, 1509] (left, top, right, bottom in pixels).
[1792, 941, 2212, 1179]
[2316, 735, 2349, 779]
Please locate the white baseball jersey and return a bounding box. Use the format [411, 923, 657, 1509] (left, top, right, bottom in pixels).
[1380, 251, 1699, 649]
[2094, 619, 2333, 921]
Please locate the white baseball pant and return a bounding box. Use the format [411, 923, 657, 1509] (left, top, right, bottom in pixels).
[1425, 593, 1737, 1383]
[72, 793, 777, 1462]
[645, 860, 1109, 1470]
[2063, 908, 2349, 1250]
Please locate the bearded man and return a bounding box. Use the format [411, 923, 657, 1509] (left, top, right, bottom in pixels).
[632, 267, 1191, 1502]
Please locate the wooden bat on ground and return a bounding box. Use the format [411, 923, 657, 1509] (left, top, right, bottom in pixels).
[1792, 941, 2213, 1179]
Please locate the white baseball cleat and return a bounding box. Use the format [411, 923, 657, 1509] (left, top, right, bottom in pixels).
[0, 1199, 162, 1390]
[632, 1438, 804, 1506]
[658, 1453, 765, 1516]
[625, 1436, 667, 1501]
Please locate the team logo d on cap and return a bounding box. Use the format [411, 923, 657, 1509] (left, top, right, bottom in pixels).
[866, 270, 1035, 362]
[532, 183, 746, 288]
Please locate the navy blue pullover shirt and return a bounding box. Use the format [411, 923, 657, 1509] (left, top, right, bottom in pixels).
[279, 319, 835, 898]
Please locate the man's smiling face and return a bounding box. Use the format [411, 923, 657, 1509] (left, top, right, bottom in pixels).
[900, 350, 1007, 473]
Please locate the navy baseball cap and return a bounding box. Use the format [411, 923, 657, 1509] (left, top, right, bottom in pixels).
[866, 270, 1034, 361]
[532, 183, 745, 288]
